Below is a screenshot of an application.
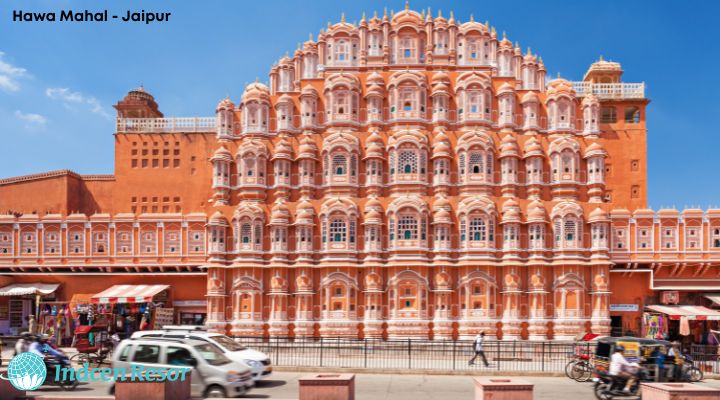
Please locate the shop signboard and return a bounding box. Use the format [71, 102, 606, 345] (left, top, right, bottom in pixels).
[610, 304, 639, 312]
[661, 291, 679, 304]
[153, 307, 175, 328]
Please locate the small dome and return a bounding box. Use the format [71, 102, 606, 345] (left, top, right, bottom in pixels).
[523, 136, 544, 158]
[521, 91, 539, 104]
[209, 211, 228, 226]
[211, 146, 233, 162]
[297, 134, 318, 159]
[433, 209, 452, 224]
[272, 136, 293, 160]
[584, 142, 607, 159]
[432, 141, 451, 159]
[392, 8, 423, 25]
[241, 81, 270, 103]
[365, 272, 382, 290]
[367, 71, 385, 85]
[499, 134, 520, 158]
[365, 196, 383, 210]
[431, 82, 450, 96]
[435, 271, 451, 288]
[499, 37, 513, 49]
[498, 82, 515, 95]
[502, 198, 519, 210]
[364, 209, 383, 224]
[433, 196, 452, 210]
[276, 93, 294, 105]
[502, 198, 521, 223]
[301, 84, 318, 97]
[270, 201, 291, 225]
[582, 93, 599, 106]
[527, 200, 547, 222]
[270, 275, 287, 291]
[589, 207, 609, 223]
[216, 97, 235, 111]
[546, 78, 576, 97]
[431, 71, 450, 84]
[366, 83, 385, 96]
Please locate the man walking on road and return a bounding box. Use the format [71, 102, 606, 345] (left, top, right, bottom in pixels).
[469, 332, 489, 366]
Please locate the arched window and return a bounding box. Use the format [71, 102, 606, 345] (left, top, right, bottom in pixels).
[469, 218, 486, 241]
[330, 219, 347, 242]
[241, 223, 251, 243]
[399, 150, 417, 174]
[333, 154, 347, 175]
[469, 152, 484, 174]
[399, 215, 418, 240]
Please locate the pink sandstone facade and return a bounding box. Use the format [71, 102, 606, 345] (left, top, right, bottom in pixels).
[1, 6, 717, 340]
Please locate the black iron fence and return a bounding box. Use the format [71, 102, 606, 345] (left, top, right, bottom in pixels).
[233, 336, 589, 372]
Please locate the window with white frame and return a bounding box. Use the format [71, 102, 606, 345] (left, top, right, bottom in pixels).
[661, 227, 676, 249]
[434, 31, 448, 55]
[329, 219, 347, 243]
[469, 217, 487, 241]
[92, 231, 108, 254]
[164, 229, 181, 254]
[685, 226, 701, 250]
[116, 229, 133, 254]
[141, 230, 157, 254]
[189, 230, 205, 253]
[554, 217, 582, 249]
[44, 230, 60, 254]
[398, 150, 418, 174]
[526, 157, 543, 184]
[612, 227, 627, 250]
[591, 224, 607, 249]
[529, 224, 544, 249]
[398, 215, 418, 240]
[68, 229, 84, 254]
[368, 32, 382, 56]
[713, 228, 720, 248]
[398, 36, 416, 63]
[503, 225, 519, 249]
[0, 231, 11, 254]
[333, 39, 350, 64]
[637, 227, 652, 250]
[20, 230, 36, 254]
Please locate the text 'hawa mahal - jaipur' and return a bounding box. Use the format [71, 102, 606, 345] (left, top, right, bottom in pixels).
[2, 7, 720, 341]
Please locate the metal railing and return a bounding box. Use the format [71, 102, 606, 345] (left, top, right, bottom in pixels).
[116, 117, 216, 133]
[571, 82, 645, 99]
[233, 336, 582, 372]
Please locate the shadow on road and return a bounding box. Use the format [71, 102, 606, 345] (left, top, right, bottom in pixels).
[254, 379, 287, 388]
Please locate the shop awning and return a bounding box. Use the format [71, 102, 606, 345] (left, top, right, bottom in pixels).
[91, 284, 169, 304]
[705, 294, 720, 306]
[645, 305, 720, 320]
[0, 283, 60, 296]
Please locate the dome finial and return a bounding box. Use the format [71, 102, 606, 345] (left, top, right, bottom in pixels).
[503, 30, 507, 39]
[373, 10, 378, 18]
[309, 32, 313, 41]
[255, 77, 259, 83]
[450, 11, 454, 19]
[341, 12, 345, 23]
[405, 0, 409, 11]
[383, 7, 387, 17]
[599, 54, 604, 61]
[421, 9, 425, 19]
[361, 12, 366, 21]
[469, 14, 474, 22]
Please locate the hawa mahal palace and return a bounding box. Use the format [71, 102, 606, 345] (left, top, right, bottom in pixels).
[1, 6, 719, 340]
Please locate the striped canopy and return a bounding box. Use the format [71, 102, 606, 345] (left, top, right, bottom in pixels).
[91, 284, 169, 304]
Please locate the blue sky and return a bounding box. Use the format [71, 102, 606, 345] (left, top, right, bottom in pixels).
[1, 0, 719, 208]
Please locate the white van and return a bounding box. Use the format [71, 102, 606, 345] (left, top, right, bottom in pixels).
[112, 338, 254, 398]
[132, 327, 272, 381]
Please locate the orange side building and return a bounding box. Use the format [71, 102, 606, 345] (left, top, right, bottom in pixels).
[1, 7, 718, 342]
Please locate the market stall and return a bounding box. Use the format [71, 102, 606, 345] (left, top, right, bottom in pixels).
[643, 305, 720, 346]
[0, 283, 60, 335]
[90, 284, 171, 339]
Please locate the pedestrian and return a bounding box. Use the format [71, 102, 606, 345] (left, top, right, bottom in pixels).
[13, 332, 31, 356]
[469, 332, 489, 367]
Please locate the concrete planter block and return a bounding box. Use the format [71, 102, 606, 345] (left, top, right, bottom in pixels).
[641, 382, 720, 400]
[474, 377, 534, 400]
[299, 373, 355, 400]
[0, 377, 25, 400]
[115, 372, 191, 400]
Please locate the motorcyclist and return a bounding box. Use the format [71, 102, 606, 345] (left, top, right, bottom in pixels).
[13, 332, 32, 356]
[609, 345, 639, 393]
[29, 334, 69, 361]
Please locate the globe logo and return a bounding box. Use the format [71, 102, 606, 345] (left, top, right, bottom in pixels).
[0, 352, 47, 391]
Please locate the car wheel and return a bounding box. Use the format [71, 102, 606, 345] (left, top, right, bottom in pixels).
[204, 385, 227, 398]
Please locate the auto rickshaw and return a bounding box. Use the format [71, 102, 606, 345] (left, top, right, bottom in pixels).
[593, 336, 671, 381]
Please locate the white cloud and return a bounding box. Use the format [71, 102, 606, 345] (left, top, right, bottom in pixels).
[46, 87, 112, 120]
[0, 52, 29, 92]
[14, 110, 47, 127]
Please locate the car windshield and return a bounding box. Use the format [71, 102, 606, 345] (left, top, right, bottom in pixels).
[194, 343, 232, 366]
[210, 335, 247, 352]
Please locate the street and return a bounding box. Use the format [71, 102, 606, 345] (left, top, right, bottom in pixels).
[21, 371, 720, 399]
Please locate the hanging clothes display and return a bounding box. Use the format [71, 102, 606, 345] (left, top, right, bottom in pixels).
[679, 316, 691, 336]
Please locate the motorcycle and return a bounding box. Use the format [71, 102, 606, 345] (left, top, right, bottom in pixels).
[681, 354, 703, 382]
[593, 368, 646, 400]
[43, 355, 79, 391]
